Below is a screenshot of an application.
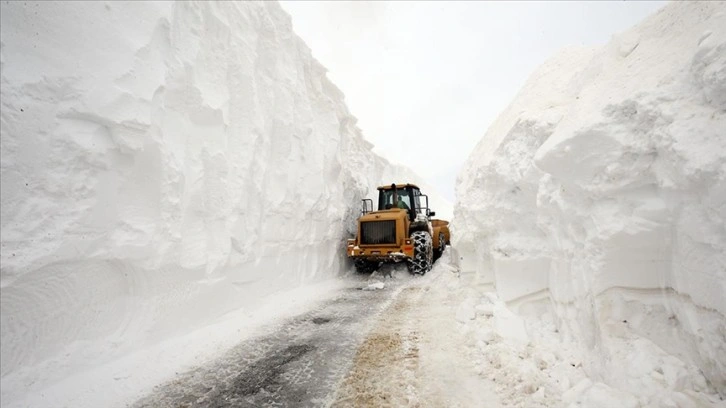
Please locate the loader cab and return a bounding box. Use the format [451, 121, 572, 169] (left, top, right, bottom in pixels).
[377, 184, 425, 221]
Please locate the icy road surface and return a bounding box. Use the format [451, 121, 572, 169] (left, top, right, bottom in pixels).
[132, 252, 496, 407]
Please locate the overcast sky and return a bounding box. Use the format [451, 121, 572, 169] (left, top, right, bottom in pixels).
[279, 1, 667, 201]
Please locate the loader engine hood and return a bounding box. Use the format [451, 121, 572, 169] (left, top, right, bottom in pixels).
[358, 208, 408, 223]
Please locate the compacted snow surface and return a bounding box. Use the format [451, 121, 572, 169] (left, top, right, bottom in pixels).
[454, 1, 726, 406]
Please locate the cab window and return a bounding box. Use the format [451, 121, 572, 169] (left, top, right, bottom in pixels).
[378, 188, 412, 211]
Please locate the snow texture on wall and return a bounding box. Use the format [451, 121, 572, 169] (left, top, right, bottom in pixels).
[0, 1, 449, 403]
[454, 1, 726, 397]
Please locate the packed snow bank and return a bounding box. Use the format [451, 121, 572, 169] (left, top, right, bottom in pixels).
[0, 2, 448, 406]
[454, 1, 725, 404]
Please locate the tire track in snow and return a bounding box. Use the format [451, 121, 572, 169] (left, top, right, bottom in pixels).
[331, 286, 424, 408]
[332, 253, 499, 407]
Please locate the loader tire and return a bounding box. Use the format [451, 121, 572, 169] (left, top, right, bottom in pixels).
[434, 232, 446, 261]
[407, 231, 433, 275]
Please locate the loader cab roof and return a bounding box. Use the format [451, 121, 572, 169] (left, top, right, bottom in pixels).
[377, 183, 420, 191]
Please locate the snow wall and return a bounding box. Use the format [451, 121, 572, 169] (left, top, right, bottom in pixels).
[454, 1, 725, 395]
[0, 1, 450, 402]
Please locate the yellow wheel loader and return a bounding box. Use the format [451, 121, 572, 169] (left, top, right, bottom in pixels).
[346, 183, 450, 275]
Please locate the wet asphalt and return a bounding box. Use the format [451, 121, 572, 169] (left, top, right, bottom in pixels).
[131, 272, 409, 408]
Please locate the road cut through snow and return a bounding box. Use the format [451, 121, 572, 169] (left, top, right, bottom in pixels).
[126, 251, 504, 407]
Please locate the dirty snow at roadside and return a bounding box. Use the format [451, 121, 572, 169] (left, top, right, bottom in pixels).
[454, 1, 725, 406]
[0, 2, 449, 407]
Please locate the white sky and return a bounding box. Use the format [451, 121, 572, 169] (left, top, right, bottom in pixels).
[279, 1, 667, 201]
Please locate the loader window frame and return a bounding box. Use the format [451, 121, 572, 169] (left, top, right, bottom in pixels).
[378, 187, 413, 215]
[397, 191, 412, 210]
[413, 188, 422, 214]
[379, 190, 394, 210]
[376, 186, 423, 221]
[379, 189, 409, 210]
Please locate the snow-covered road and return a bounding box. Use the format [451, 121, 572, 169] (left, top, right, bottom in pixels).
[131, 252, 496, 407]
[131, 274, 396, 407]
[331, 255, 498, 408]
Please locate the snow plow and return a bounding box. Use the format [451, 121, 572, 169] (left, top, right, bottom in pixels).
[347, 183, 450, 275]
